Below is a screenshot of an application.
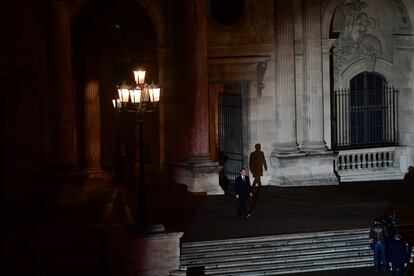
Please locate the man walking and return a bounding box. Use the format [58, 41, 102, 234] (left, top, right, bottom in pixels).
[235, 168, 252, 218]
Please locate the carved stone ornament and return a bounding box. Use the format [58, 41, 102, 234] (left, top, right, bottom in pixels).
[332, 0, 383, 81]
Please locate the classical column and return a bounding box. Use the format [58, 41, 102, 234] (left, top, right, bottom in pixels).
[157, 48, 166, 169]
[50, 1, 77, 167]
[48, 1, 87, 205]
[273, 0, 298, 153]
[84, 78, 103, 175]
[184, 0, 209, 159]
[301, 0, 326, 151]
[172, 0, 222, 194]
[322, 39, 335, 149]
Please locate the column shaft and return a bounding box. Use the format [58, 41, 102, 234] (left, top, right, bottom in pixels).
[50, 1, 77, 168]
[302, 0, 326, 151]
[84, 78, 102, 173]
[274, 0, 298, 153]
[157, 47, 166, 167]
[183, 0, 209, 158]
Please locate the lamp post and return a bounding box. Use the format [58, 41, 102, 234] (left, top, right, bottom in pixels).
[113, 69, 163, 233]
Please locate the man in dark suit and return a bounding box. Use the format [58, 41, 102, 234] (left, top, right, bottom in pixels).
[235, 168, 252, 218]
[388, 234, 409, 276]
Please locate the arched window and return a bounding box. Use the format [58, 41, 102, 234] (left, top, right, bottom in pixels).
[332, 72, 398, 150]
[350, 72, 387, 145]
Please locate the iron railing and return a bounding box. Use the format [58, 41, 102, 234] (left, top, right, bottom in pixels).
[331, 87, 398, 150]
[218, 91, 243, 183]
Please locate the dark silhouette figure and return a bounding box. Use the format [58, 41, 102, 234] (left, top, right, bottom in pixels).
[404, 166, 414, 191]
[235, 168, 252, 218]
[370, 217, 389, 272]
[382, 212, 397, 264]
[249, 143, 267, 189]
[388, 234, 409, 276]
[403, 166, 414, 263]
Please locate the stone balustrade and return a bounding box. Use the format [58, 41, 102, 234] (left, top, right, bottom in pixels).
[334, 147, 404, 182]
[335, 147, 396, 171]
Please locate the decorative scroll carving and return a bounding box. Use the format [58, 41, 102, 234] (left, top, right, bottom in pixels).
[332, 0, 383, 81]
[256, 61, 267, 97]
[392, 0, 411, 28]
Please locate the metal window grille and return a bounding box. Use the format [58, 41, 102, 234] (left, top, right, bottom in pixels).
[331, 86, 398, 150]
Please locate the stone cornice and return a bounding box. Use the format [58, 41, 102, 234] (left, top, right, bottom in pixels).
[208, 43, 273, 57]
[208, 55, 270, 65]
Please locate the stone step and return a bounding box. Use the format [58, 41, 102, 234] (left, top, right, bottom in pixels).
[181, 240, 370, 259]
[181, 248, 373, 269]
[171, 257, 372, 276]
[201, 255, 372, 274]
[206, 260, 372, 275]
[182, 228, 369, 248]
[172, 227, 414, 276]
[181, 246, 372, 266]
[181, 234, 369, 255]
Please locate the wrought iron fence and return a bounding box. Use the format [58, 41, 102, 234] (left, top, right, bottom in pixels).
[331, 87, 398, 150]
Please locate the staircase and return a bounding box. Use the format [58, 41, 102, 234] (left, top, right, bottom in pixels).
[171, 227, 414, 275]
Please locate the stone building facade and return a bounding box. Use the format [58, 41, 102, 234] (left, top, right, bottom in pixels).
[2, 0, 414, 205]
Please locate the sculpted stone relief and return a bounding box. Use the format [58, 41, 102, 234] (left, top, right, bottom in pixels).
[333, 0, 384, 81]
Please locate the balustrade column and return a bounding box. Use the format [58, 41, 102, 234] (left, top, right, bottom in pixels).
[301, 0, 326, 151]
[273, 0, 298, 153]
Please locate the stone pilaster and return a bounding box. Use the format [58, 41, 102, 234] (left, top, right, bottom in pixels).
[172, 0, 222, 194]
[273, 0, 298, 154]
[301, 0, 326, 151]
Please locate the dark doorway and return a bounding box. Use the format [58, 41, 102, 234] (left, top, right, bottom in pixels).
[218, 83, 243, 184]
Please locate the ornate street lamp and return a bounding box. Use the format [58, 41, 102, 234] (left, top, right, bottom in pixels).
[113, 69, 163, 233]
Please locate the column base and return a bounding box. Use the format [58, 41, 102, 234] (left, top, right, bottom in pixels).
[299, 141, 327, 152]
[270, 151, 338, 186]
[172, 155, 223, 195]
[272, 142, 299, 154]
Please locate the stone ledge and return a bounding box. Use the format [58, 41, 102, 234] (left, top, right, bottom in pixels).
[270, 153, 338, 186]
